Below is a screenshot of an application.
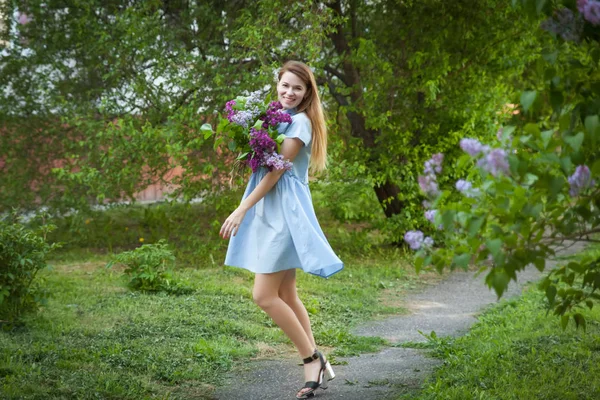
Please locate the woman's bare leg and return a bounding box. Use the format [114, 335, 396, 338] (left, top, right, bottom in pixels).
[253, 271, 314, 358]
[278, 269, 316, 350]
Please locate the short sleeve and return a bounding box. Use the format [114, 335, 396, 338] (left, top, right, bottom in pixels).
[285, 113, 312, 147]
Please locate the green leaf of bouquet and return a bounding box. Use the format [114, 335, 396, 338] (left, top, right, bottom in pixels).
[564, 131, 584, 152]
[276, 134, 287, 144]
[228, 140, 237, 152]
[252, 119, 264, 130]
[520, 90, 537, 112]
[236, 152, 249, 160]
[201, 123, 213, 139]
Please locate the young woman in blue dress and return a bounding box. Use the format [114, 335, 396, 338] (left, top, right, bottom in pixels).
[220, 60, 343, 399]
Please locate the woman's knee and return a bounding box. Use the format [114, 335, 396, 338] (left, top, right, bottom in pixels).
[253, 289, 277, 309]
[279, 291, 299, 307]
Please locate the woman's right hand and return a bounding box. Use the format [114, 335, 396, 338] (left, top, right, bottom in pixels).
[220, 207, 248, 239]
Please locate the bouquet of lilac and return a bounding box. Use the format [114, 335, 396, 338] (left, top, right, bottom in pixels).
[219, 91, 294, 173]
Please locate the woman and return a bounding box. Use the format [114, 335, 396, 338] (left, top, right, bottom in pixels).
[220, 60, 343, 399]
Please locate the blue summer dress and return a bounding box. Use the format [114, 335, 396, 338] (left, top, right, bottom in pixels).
[224, 109, 344, 278]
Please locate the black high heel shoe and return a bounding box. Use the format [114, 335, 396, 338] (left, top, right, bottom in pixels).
[295, 350, 336, 399]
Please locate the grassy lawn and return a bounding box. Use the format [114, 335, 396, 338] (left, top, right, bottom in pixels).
[0, 196, 424, 399]
[400, 267, 600, 399]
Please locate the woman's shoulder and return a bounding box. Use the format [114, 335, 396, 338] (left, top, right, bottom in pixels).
[291, 111, 311, 128]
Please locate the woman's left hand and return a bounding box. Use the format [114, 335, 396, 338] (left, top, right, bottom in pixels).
[220, 207, 248, 239]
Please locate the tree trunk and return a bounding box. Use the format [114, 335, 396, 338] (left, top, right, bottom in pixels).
[326, 0, 405, 219]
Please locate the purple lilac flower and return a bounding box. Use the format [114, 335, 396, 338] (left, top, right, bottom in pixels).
[230, 110, 255, 128]
[478, 148, 510, 177]
[422, 200, 432, 209]
[264, 153, 293, 171]
[18, 13, 32, 25]
[424, 153, 444, 175]
[579, 0, 588, 12]
[418, 174, 440, 197]
[540, 8, 583, 42]
[263, 101, 292, 128]
[460, 138, 487, 157]
[404, 230, 424, 250]
[455, 179, 472, 193]
[583, 1, 600, 25]
[424, 209, 437, 224]
[568, 165, 594, 196]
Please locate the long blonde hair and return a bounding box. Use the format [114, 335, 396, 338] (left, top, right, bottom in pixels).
[278, 61, 327, 173]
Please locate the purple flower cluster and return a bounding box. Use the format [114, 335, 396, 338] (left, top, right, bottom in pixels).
[404, 230, 434, 250]
[264, 153, 293, 171]
[263, 101, 292, 128]
[225, 91, 263, 128]
[424, 209, 437, 224]
[248, 128, 292, 173]
[541, 8, 583, 42]
[568, 165, 595, 196]
[461, 138, 510, 177]
[478, 148, 510, 177]
[418, 153, 444, 198]
[578, 0, 600, 25]
[460, 138, 488, 157]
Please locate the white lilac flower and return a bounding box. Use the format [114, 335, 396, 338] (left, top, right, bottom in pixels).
[423, 237, 434, 248]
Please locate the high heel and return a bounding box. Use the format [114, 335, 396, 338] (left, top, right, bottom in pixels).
[295, 350, 332, 399]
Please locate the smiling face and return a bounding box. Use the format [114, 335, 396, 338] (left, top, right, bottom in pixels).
[277, 71, 307, 110]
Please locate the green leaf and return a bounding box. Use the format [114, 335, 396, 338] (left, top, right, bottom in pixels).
[201, 123, 213, 139]
[467, 216, 485, 237]
[592, 159, 600, 176]
[452, 253, 471, 269]
[540, 130, 553, 149]
[546, 285, 557, 305]
[228, 140, 237, 152]
[236, 152, 249, 160]
[561, 315, 569, 330]
[585, 115, 599, 136]
[253, 119, 264, 130]
[564, 132, 584, 152]
[276, 134, 287, 144]
[520, 91, 537, 112]
[573, 313, 586, 330]
[486, 239, 502, 257]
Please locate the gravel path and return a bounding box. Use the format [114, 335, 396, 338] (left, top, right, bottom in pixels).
[215, 242, 585, 400]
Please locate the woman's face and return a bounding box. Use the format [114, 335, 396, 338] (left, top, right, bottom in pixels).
[277, 71, 307, 110]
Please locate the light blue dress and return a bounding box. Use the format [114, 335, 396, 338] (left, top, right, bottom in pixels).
[224, 109, 344, 278]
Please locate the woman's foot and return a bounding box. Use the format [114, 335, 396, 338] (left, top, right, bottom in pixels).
[296, 351, 325, 399]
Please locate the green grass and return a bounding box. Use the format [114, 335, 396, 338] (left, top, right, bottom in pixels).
[1, 198, 423, 399]
[400, 288, 600, 400]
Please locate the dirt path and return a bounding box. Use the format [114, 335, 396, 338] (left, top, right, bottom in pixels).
[215, 242, 585, 400]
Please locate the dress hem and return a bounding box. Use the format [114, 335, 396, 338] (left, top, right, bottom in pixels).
[224, 262, 344, 279]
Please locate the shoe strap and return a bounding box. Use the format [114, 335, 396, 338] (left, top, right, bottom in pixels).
[302, 350, 319, 364]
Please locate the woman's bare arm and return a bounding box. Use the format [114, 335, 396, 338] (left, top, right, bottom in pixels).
[220, 137, 304, 239]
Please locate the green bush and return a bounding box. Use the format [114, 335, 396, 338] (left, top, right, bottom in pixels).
[106, 239, 192, 294]
[0, 215, 60, 323]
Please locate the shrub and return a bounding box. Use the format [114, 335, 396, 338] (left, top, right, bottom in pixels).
[106, 239, 193, 294]
[0, 214, 60, 323]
